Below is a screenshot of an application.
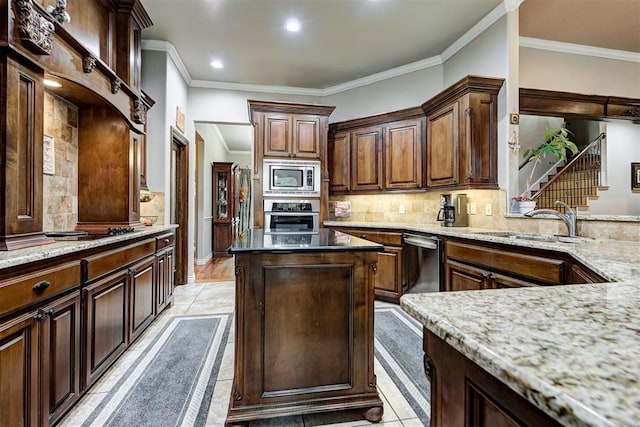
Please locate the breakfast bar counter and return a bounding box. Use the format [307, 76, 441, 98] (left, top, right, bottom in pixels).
[225, 229, 384, 425]
[401, 281, 640, 426]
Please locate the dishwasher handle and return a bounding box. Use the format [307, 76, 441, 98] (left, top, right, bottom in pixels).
[403, 236, 438, 250]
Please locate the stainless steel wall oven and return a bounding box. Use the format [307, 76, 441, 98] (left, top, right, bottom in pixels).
[263, 199, 320, 234]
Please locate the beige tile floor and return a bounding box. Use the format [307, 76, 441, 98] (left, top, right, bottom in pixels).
[59, 282, 425, 427]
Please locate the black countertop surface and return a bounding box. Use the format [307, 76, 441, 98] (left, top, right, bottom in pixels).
[229, 228, 383, 254]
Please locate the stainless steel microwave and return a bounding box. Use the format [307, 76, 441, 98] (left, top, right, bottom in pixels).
[263, 159, 321, 196]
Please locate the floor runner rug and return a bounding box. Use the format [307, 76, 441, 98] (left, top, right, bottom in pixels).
[374, 305, 431, 425]
[81, 314, 232, 427]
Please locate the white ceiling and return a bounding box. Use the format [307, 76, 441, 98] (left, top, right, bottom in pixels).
[141, 0, 640, 151]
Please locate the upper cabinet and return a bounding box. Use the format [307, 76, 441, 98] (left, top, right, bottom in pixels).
[422, 76, 504, 190]
[248, 100, 336, 228]
[328, 108, 425, 194]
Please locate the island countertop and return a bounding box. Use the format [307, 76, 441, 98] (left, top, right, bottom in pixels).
[228, 228, 383, 254]
[400, 282, 640, 427]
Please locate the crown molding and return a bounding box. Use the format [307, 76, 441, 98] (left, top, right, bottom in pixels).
[520, 37, 640, 63]
[141, 39, 193, 85]
[440, 2, 508, 62]
[190, 79, 323, 96]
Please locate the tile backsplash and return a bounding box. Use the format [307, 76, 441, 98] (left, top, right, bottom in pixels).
[329, 190, 640, 241]
[43, 92, 78, 232]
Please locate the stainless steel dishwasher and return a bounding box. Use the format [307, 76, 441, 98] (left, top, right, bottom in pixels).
[403, 233, 442, 293]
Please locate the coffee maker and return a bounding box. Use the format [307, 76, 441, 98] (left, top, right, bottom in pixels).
[437, 194, 468, 227]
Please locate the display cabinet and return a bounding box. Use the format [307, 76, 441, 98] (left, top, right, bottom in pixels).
[213, 162, 235, 257]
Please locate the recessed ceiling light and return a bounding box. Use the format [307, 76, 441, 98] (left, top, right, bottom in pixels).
[285, 19, 300, 32]
[210, 60, 224, 69]
[43, 79, 62, 88]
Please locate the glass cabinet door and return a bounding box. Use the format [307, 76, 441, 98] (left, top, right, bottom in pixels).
[213, 163, 233, 224]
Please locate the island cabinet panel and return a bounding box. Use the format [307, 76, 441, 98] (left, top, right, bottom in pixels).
[227, 250, 382, 425]
[263, 266, 351, 393]
[423, 328, 562, 427]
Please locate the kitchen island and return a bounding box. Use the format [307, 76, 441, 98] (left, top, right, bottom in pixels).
[225, 229, 384, 426]
[401, 281, 640, 426]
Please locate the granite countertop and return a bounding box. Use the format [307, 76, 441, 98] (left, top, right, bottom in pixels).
[400, 283, 640, 427]
[0, 225, 177, 270]
[325, 221, 640, 282]
[229, 228, 383, 254]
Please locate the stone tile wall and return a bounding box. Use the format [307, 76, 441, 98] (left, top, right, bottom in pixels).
[43, 92, 78, 232]
[329, 190, 640, 241]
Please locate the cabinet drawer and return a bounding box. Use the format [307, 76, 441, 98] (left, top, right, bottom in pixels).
[84, 239, 155, 282]
[0, 261, 81, 315]
[446, 241, 565, 284]
[339, 229, 403, 246]
[156, 233, 175, 251]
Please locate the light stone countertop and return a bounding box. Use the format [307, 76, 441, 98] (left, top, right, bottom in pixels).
[0, 225, 177, 271]
[324, 221, 640, 282]
[400, 283, 640, 427]
[324, 221, 640, 425]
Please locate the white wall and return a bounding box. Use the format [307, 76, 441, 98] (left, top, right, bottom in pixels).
[324, 66, 443, 123]
[520, 48, 640, 98]
[141, 50, 167, 193]
[586, 120, 640, 215]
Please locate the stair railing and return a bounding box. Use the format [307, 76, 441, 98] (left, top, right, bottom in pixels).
[530, 132, 606, 212]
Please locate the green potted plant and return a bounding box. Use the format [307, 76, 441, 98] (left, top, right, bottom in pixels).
[518, 126, 578, 212]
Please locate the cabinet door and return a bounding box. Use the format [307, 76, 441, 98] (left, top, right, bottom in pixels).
[263, 113, 292, 157]
[351, 126, 383, 191]
[129, 256, 156, 342]
[213, 162, 233, 224]
[459, 92, 498, 187]
[427, 102, 459, 187]
[42, 291, 81, 426]
[292, 115, 321, 159]
[328, 131, 350, 192]
[83, 269, 129, 389]
[213, 223, 233, 258]
[490, 272, 538, 289]
[444, 259, 486, 291]
[385, 119, 423, 189]
[375, 246, 403, 303]
[0, 312, 40, 427]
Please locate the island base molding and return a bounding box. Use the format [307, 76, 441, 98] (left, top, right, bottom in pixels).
[423, 328, 562, 427]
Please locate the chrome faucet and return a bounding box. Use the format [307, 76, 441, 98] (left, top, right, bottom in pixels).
[524, 201, 577, 237]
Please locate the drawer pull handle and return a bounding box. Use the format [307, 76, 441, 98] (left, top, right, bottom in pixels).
[32, 281, 51, 292]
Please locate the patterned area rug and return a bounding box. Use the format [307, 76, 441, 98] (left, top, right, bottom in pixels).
[81, 314, 232, 427]
[375, 305, 430, 424]
[79, 307, 429, 426]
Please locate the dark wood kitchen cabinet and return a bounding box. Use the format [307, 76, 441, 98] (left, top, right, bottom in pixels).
[328, 108, 425, 194]
[129, 256, 156, 342]
[422, 76, 504, 190]
[443, 238, 606, 291]
[248, 100, 336, 228]
[423, 328, 562, 427]
[330, 227, 406, 303]
[155, 233, 175, 314]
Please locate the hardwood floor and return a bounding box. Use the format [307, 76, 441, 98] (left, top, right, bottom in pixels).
[194, 256, 235, 282]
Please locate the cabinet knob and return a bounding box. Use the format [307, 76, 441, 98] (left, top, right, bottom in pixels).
[32, 280, 51, 292]
[35, 313, 44, 322]
[164, 239, 170, 244]
[47, 309, 55, 317]
[360, 235, 367, 239]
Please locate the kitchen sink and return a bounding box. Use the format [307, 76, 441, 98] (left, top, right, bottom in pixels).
[476, 231, 593, 243]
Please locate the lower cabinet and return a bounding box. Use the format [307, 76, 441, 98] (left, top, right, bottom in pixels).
[83, 268, 130, 389]
[129, 256, 156, 342]
[42, 291, 82, 426]
[444, 239, 606, 291]
[424, 328, 562, 427]
[0, 311, 40, 426]
[332, 227, 405, 303]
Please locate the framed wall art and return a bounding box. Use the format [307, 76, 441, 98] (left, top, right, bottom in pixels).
[632, 162, 640, 191]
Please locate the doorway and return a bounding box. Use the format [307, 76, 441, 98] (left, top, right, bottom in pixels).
[171, 126, 189, 285]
